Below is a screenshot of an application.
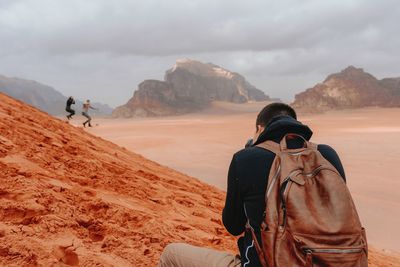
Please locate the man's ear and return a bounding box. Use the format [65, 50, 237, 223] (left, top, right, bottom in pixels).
[257, 125, 265, 134]
[253, 124, 265, 144]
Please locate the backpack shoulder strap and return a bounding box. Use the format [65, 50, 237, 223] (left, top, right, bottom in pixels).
[308, 141, 318, 151]
[256, 140, 281, 155]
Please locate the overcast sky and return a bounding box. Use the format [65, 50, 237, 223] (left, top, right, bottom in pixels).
[0, 0, 399, 107]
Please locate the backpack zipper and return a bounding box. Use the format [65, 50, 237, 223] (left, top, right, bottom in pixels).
[279, 169, 302, 227]
[304, 248, 363, 254]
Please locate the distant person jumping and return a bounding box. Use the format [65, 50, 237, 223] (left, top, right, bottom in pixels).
[66, 96, 75, 120]
[82, 99, 97, 127]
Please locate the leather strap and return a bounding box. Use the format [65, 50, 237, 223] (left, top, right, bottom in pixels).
[308, 141, 318, 151]
[256, 140, 281, 155]
[305, 251, 313, 267]
[280, 133, 307, 151]
[246, 221, 269, 267]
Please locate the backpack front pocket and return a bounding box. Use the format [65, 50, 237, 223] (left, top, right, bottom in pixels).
[289, 232, 368, 267]
[303, 246, 366, 267]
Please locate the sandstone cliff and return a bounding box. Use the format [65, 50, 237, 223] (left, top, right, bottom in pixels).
[0, 74, 112, 115]
[292, 66, 400, 112]
[113, 59, 270, 117]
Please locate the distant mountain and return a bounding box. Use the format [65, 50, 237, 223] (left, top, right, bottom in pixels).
[292, 66, 400, 112]
[113, 59, 272, 117]
[0, 74, 112, 115]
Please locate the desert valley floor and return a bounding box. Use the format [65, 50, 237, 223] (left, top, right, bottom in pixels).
[78, 102, 400, 253]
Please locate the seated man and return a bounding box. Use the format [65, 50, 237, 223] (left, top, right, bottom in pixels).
[158, 103, 346, 267]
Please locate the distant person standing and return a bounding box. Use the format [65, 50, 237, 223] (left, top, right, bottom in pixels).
[82, 99, 97, 127]
[66, 96, 75, 120]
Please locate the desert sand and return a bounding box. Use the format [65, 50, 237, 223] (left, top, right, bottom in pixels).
[1, 94, 235, 266]
[2, 94, 400, 266]
[85, 102, 400, 253]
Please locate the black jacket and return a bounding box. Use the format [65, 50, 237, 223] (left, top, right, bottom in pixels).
[66, 97, 75, 108]
[222, 116, 346, 267]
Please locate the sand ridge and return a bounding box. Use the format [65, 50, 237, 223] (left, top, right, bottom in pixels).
[0, 93, 234, 266]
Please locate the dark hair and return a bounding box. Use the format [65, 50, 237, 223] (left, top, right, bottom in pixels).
[256, 103, 297, 128]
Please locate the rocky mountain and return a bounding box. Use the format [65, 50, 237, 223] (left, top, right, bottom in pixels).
[113, 59, 271, 117]
[0, 74, 112, 115]
[380, 77, 400, 96]
[292, 66, 400, 112]
[1, 92, 400, 266]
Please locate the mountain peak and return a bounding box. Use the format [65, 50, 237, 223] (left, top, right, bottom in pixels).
[324, 65, 377, 84]
[170, 59, 233, 78]
[293, 67, 400, 112]
[342, 65, 364, 73]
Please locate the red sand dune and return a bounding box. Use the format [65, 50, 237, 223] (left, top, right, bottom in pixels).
[0, 92, 399, 266]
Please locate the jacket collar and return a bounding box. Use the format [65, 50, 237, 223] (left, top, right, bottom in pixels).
[253, 115, 313, 146]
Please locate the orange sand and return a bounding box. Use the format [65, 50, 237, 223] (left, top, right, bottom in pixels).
[1, 94, 234, 266]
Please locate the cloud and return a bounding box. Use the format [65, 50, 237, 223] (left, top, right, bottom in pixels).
[0, 0, 399, 105]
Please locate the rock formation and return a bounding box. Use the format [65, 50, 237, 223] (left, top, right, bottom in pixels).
[0, 74, 112, 115]
[1, 93, 399, 266]
[113, 59, 271, 117]
[292, 66, 400, 112]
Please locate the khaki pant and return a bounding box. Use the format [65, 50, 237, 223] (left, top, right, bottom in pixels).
[158, 243, 241, 267]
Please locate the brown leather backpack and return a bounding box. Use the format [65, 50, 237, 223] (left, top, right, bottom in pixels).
[247, 134, 368, 267]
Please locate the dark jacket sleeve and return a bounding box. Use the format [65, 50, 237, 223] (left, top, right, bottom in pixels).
[318, 144, 346, 181]
[222, 155, 247, 236]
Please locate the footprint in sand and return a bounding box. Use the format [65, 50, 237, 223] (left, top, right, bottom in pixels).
[88, 223, 106, 242]
[76, 218, 106, 242]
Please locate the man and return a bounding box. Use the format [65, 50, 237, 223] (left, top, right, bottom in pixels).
[66, 96, 75, 120]
[158, 103, 346, 267]
[82, 99, 97, 127]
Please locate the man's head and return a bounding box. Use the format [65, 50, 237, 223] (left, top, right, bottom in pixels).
[86, 99, 90, 103]
[253, 103, 297, 142]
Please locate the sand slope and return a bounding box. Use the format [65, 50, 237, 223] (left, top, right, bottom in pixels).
[1, 93, 399, 266]
[0, 93, 234, 266]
